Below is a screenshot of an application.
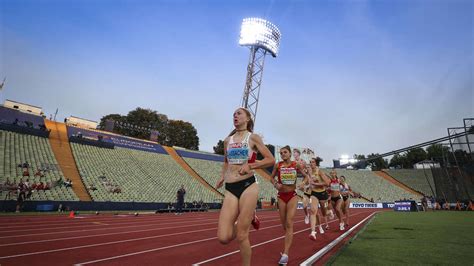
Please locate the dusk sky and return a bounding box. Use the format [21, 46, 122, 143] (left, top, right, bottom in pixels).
[1, 0, 472, 166]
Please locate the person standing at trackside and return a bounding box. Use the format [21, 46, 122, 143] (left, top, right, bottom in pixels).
[216, 107, 275, 266]
[271, 145, 309, 265]
[176, 185, 186, 215]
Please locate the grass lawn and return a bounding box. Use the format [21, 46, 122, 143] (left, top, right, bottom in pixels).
[329, 211, 474, 265]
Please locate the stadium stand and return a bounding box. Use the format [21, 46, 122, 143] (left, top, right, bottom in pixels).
[0, 130, 79, 201]
[384, 169, 436, 196]
[70, 143, 222, 203]
[322, 169, 419, 202]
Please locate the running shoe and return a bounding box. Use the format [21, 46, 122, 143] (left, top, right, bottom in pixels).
[304, 214, 309, 224]
[339, 222, 345, 231]
[278, 253, 289, 265]
[308, 231, 317, 241]
[319, 225, 325, 234]
[251, 213, 260, 230]
[325, 224, 330, 230]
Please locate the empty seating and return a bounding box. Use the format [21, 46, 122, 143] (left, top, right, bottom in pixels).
[71, 143, 220, 203]
[385, 169, 436, 196]
[0, 130, 79, 201]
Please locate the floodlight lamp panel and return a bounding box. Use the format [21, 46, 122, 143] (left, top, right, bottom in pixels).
[239, 17, 281, 57]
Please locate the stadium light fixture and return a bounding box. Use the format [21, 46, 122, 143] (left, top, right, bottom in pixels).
[239, 17, 281, 124]
[239, 18, 281, 58]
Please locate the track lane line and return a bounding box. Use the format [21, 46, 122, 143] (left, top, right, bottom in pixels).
[191, 211, 373, 265]
[0, 215, 288, 260]
[299, 211, 377, 265]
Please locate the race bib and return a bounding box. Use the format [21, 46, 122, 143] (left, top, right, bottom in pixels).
[280, 167, 297, 185]
[330, 182, 340, 191]
[227, 143, 249, 165]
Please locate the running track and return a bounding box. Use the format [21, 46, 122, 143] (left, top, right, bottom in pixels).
[0, 209, 377, 265]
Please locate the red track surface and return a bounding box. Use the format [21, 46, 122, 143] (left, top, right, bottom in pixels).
[0, 209, 377, 265]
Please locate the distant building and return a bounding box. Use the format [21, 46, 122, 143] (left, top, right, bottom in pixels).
[66, 116, 98, 129]
[414, 159, 441, 169]
[3, 99, 43, 116]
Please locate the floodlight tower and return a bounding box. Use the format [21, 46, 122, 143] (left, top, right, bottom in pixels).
[239, 18, 281, 124]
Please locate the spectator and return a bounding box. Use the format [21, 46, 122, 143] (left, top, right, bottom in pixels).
[176, 185, 186, 215]
[64, 179, 73, 188]
[36, 182, 45, 190]
[113, 186, 121, 193]
[22, 169, 30, 177]
[89, 184, 97, 191]
[98, 173, 106, 180]
[16, 179, 27, 213]
[34, 169, 44, 177]
[421, 196, 428, 211]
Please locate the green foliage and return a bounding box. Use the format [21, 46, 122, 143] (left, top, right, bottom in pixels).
[426, 144, 450, 166]
[99, 107, 199, 150]
[390, 148, 428, 169]
[213, 140, 224, 155]
[164, 120, 199, 150]
[406, 147, 427, 165]
[366, 153, 388, 171]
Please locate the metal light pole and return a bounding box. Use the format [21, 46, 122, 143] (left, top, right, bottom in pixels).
[239, 18, 281, 124]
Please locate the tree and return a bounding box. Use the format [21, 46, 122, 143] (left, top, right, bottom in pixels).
[125, 108, 168, 140]
[165, 120, 199, 150]
[389, 153, 410, 169]
[406, 148, 427, 167]
[98, 114, 125, 130]
[366, 153, 388, 171]
[213, 140, 225, 155]
[426, 144, 450, 166]
[98, 107, 199, 150]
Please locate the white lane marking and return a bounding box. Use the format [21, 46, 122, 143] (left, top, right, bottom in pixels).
[299, 212, 377, 266]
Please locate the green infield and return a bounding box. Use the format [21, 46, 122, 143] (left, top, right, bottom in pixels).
[329, 211, 474, 265]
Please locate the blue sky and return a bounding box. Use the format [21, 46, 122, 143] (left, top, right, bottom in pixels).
[1, 0, 472, 166]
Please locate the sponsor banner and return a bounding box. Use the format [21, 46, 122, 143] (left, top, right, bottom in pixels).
[383, 203, 395, 208]
[394, 201, 415, 212]
[350, 203, 383, 208]
[67, 126, 167, 154]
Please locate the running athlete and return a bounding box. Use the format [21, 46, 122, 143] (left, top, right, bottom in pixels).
[216, 108, 275, 266]
[339, 176, 353, 226]
[300, 164, 312, 224]
[293, 148, 309, 222]
[329, 170, 345, 231]
[271, 145, 309, 265]
[307, 157, 331, 240]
